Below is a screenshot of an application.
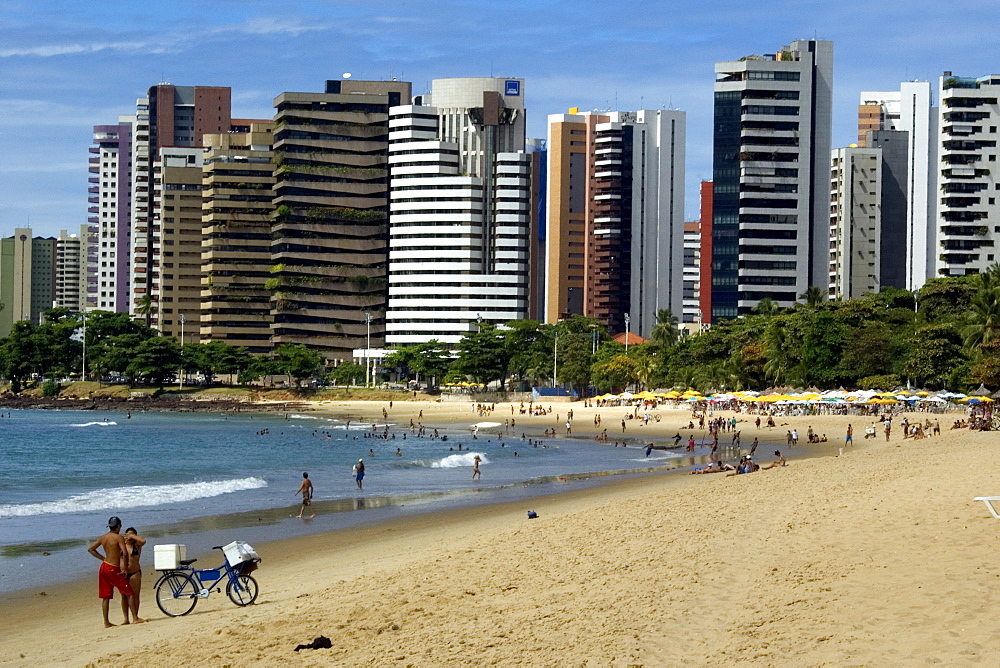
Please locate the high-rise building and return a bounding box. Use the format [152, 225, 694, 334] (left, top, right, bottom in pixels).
[935, 73, 1000, 277]
[154, 147, 205, 341]
[525, 137, 547, 321]
[385, 77, 531, 346]
[89, 121, 132, 311]
[829, 147, 882, 299]
[698, 180, 713, 325]
[858, 82, 936, 289]
[129, 85, 232, 319]
[544, 108, 686, 336]
[712, 39, 833, 319]
[0, 229, 56, 335]
[201, 121, 276, 354]
[270, 79, 411, 359]
[54, 226, 92, 312]
[682, 220, 701, 324]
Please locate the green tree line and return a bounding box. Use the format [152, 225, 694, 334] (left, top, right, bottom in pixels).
[384, 266, 1000, 394]
[0, 308, 325, 391]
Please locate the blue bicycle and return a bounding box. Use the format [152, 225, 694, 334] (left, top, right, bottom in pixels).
[155, 545, 260, 616]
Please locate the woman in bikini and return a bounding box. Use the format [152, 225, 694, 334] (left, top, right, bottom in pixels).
[123, 527, 147, 623]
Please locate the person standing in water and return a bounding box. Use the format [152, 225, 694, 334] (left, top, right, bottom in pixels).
[123, 527, 146, 623]
[472, 454, 482, 480]
[295, 472, 315, 519]
[353, 459, 365, 490]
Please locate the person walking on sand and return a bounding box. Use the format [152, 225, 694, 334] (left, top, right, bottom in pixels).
[846, 423, 854, 445]
[122, 527, 146, 623]
[295, 472, 315, 518]
[472, 454, 482, 480]
[87, 516, 134, 628]
[353, 459, 365, 490]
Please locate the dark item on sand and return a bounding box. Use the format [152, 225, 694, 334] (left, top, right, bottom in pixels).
[527, 510, 538, 519]
[294, 636, 333, 652]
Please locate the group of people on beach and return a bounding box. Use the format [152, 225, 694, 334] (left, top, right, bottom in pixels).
[87, 516, 145, 627]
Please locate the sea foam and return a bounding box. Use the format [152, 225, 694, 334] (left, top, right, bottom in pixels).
[430, 453, 489, 468]
[69, 421, 118, 427]
[0, 477, 267, 518]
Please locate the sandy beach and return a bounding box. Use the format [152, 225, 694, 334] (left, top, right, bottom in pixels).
[3, 400, 998, 665]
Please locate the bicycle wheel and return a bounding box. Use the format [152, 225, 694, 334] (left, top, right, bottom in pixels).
[226, 574, 259, 606]
[156, 573, 198, 617]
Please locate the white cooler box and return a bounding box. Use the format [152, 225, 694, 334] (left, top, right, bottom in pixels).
[154, 544, 187, 571]
[222, 540, 259, 567]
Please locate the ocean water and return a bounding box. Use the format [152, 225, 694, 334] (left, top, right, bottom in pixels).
[0, 408, 708, 592]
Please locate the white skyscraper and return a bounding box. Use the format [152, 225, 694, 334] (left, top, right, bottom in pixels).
[858, 82, 936, 289]
[89, 118, 133, 311]
[386, 78, 531, 346]
[935, 73, 1000, 277]
[829, 147, 882, 299]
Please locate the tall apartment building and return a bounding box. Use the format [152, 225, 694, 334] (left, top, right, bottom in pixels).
[712, 39, 833, 319]
[129, 85, 231, 319]
[0, 229, 56, 335]
[682, 220, 701, 324]
[270, 79, 411, 359]
[525, 138, 547, 321]
[936, 73, 1000, 277]
[201, 121, 276, 354]
[858, 82, 936, 289]
[89, 121, 132, 311]
[385, 77, 531, 346]
[153, 147, 205, 341]
[698, 180, 713, 324]
[54, 227, 92, 311]
[545, 108, 686, 337]
[829, 147, 882, 299]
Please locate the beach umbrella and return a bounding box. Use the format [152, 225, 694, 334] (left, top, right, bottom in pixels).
[915, 391, 931, 397]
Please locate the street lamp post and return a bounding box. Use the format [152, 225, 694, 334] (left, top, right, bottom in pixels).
[553, 331, 559, 389]
[179, 313, 186, 389]
[81, 307, 87, 382]
[476, 313, 483, 332]
[624, 313, 631, 354]
[364, 311, 372, 388]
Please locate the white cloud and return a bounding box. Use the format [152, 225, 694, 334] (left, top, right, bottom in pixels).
[0, 16, 331, 59]
[0, 40, 167, 58]
[230, 16, 329, 36]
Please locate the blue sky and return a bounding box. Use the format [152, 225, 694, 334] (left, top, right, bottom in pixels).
[1, 0, 997, 237]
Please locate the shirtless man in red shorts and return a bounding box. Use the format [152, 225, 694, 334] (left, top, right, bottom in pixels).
[87, 516, 136, 627]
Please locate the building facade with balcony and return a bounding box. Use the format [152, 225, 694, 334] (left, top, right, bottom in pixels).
[385, 77, 531, 346]
[269, 79, 411, 359]
[858, 82, 936, 290]
[711, 39, 833, 319]
[89, 122, 132, 311]
[545, 109, 686, 337]
[936, 73, 1000, 277]
[829, 147, 882, 299]
[200, 121, 276, 354]
[154, 147, 205, 341]
[55, 226, 92, 312]
[129, 85, 232, 320]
